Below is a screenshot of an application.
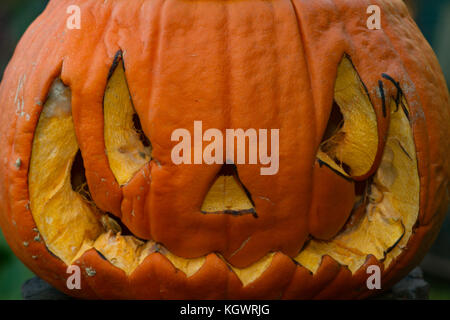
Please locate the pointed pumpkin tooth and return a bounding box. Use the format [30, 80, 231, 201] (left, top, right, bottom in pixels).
[226, 253, 275, 287]
[162, 249, 206, 278]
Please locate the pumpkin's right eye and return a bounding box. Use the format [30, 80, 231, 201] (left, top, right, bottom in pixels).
[317, 55, 379, 179]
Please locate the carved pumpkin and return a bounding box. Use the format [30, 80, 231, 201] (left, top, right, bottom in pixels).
[0, 0, 448, 299]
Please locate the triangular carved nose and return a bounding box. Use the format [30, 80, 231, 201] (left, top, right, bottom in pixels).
[201, 165, 256, 216]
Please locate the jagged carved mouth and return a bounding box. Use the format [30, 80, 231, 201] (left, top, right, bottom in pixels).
[28, 54, 419, 286]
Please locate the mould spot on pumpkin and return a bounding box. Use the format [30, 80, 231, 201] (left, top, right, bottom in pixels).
[14, 158, 22, 169]
[154, 159, 162, 168]
[23, 241, 29, 247]
[85, 267, 96, 277]
[34, 98, 43, 107]
[201, 164, 256, 217]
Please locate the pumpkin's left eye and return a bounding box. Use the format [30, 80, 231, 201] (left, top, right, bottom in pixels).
[104, 53, 152, 186]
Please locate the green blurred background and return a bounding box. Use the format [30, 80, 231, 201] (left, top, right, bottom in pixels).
[0, 0, 449, 300]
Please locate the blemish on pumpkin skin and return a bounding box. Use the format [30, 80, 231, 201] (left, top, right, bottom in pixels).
[229, 237, 251, 259]
[23, 241, 29, 247]
[154, 159, 162, 168]
[14, 158, 22, 169]
[14, 74, 26, 116]
[85, 267, 96, 277]
[258, 196, 275, 206]
[34, 98, 42, 106]
[32, 227, 41, 242]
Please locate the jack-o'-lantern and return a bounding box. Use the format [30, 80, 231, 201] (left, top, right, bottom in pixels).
[0, 0, 448, 299]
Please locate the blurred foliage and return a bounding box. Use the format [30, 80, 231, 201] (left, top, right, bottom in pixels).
[0, 0, 49, 77]
[428, 275, 450, 300]
[0, 231, 34, 299]
[0, 0, 449, 300]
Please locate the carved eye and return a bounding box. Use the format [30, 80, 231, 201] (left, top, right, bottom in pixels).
[104, 53, 151, 186]
[296, 56, 419, 274]
[29, 79, 104, 264]
[317, 56, 379, 179]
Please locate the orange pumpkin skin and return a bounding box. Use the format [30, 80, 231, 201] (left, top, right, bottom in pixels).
[0, 0, 448, 299]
